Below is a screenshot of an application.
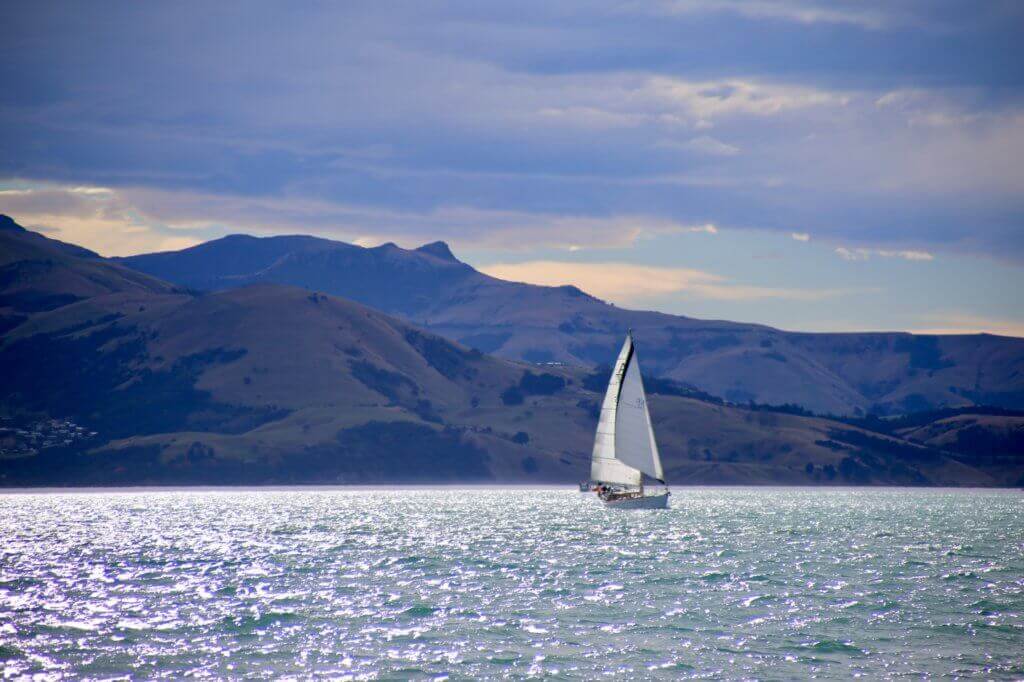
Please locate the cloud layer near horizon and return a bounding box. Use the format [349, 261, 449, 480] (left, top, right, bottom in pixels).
[1, 1, 1022, 261]
[480, 260, 869, 304]
[0, 2, 1022, 337]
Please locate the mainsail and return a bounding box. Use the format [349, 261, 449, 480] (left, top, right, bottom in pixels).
[590, 332, 664, 486]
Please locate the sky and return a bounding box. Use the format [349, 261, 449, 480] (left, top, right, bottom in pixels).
[0, 1, 1022, 335]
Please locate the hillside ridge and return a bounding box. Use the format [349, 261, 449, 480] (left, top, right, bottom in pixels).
[1, 215, 1022, 487]
[110, 221, 1024, 416]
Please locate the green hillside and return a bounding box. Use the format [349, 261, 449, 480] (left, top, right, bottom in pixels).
[2, 217, 1022, 487]
[117, 228, 1024, 415]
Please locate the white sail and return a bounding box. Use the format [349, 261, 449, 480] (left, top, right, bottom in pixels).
[590, 336, 642, 487]
[614, 346, 664, 482]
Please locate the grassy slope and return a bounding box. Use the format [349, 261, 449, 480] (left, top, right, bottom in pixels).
[117, 229, 1024, 415]
[1, 217, 1021, 486]
[0, 218, 176, 306]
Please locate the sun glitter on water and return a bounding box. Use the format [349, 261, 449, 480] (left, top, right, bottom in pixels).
[0, 487, 1022, 679]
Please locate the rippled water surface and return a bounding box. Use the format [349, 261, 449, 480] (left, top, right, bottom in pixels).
[1, 488, 1022, 679]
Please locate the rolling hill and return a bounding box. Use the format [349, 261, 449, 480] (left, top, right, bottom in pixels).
[116, 230, 1024, 416]
[0, 214, 176, 322]
[1, 216, 1022, 487]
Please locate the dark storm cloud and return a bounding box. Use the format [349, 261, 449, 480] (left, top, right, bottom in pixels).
[0, 1, 1022, 257]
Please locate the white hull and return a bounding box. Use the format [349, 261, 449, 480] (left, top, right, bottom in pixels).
[602, 492, 670, 510]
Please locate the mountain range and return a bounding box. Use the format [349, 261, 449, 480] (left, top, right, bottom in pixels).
[1, 214, 1022, 487]
[117, 232, 1024, 416]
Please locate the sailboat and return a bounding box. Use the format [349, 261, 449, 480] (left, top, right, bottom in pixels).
[588, 331, 670, 509]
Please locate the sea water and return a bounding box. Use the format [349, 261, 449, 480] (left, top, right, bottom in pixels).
[0, 487, 1021, 679]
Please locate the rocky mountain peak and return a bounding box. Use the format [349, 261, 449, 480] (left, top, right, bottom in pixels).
[416, 240, 458, 262]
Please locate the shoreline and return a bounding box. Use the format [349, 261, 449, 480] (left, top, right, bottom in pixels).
[1, 483, 1021, 495]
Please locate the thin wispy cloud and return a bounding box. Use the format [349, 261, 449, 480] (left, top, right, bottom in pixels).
[683, 223, 719, 234]
[664, 136, 741, 157]
[479, 261, 865, 305]
[909, 313, 1024, 338]
[646, 77, 849, 120]
[653, 0, 896, 29]
[0, 181, 714, 256]
[835, 247, 934, 262]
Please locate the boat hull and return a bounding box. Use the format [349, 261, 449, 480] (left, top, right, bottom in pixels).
[602, 492, 670, 510]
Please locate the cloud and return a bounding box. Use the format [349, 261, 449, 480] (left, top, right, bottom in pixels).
[908, 313, 1024, 338]
[478, 260, 861, 304]
[658, 136, 741, 156]
[0, 180, 718, 255]
[645, 77, 848, 120]
[875, 89, 986, 128]
[124, 189, 723, 252]
[684, 223, 719, 234]
[0, 3, 1022, 264]
[791, 232, 810, 242]
[0, 182, 204, 256]
[653, 0, 896, 29]
[523, 75, 847, 142]
[536, 106, 647, 130]
[878, 249, 933, 261]
[835, 246, 933, 262]
[834, 247, 866, 261]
